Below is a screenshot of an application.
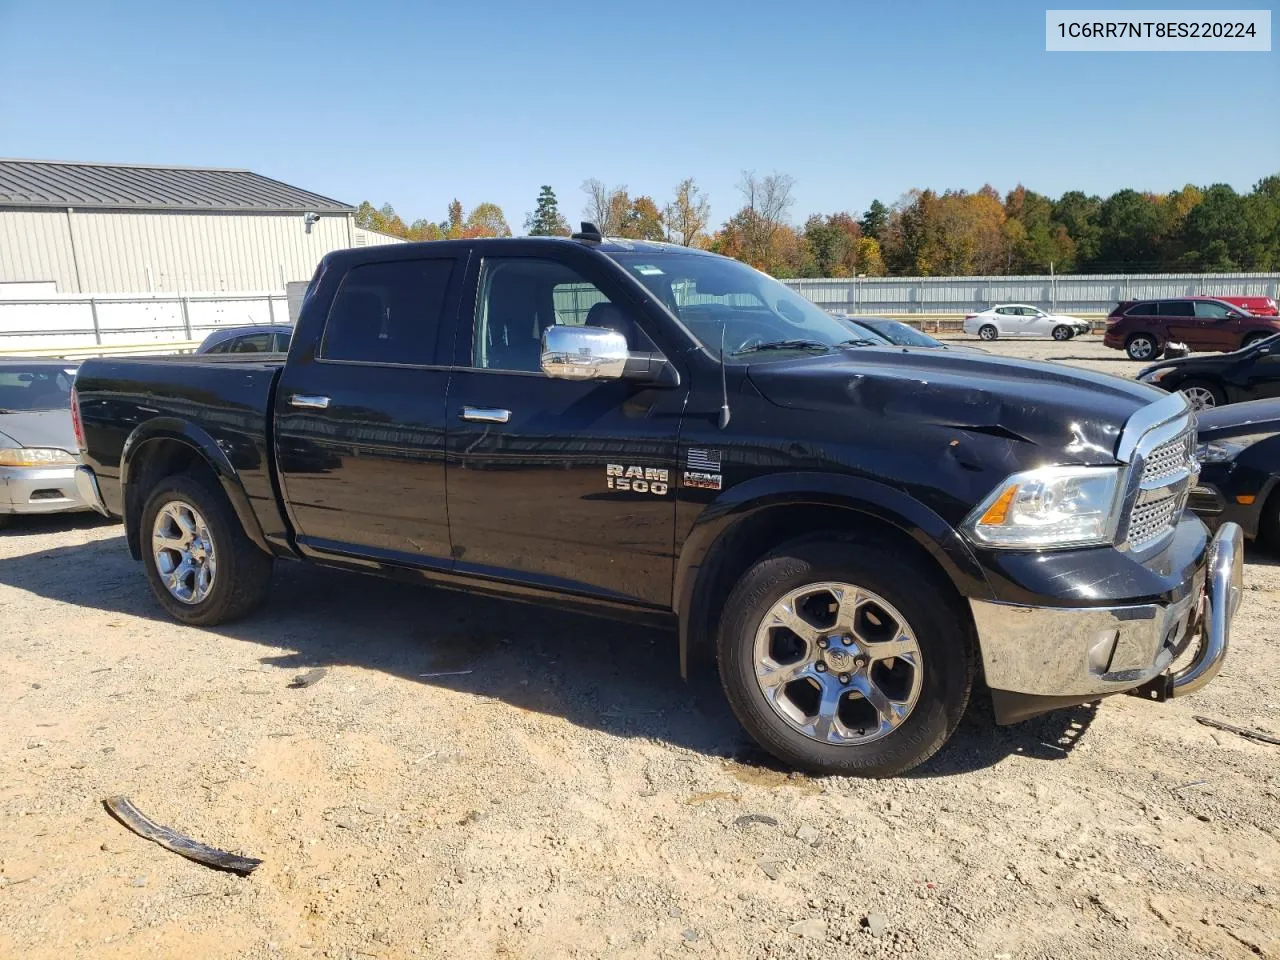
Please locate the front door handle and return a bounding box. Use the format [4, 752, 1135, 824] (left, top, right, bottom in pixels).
[461, 406, 511, 423]
[289, 394, 331, 409]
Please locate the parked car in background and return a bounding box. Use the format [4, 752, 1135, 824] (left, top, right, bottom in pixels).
[962, 305, 1089, 341]
[0, 359, 91, 528]
[1137, 334, 1280, 410]
[196, 324, 293, 355]
[840, 316, 964, 350]
[1190, 398, 1280, 544]
[1104, 297, 1280, 361]
[1219, 295, 1279, 318]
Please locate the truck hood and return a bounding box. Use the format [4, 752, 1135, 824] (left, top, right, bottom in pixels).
[746, 347, 1163, 465]
[0, 409, 78, 452]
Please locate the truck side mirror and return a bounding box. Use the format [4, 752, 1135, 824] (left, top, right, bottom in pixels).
[540, 325, 629, 381]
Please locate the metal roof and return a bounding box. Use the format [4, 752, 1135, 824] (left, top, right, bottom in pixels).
[0, 159, 352, 213]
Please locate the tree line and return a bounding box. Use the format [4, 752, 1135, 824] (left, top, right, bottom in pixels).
[355, 171, 1280, 277]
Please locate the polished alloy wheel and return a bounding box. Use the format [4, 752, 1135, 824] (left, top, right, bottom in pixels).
[1128, 337, 1155, 360]
[152, 500, 217, 604]
[1181, 385, 1218, 411]
[752, 582, 924, 745]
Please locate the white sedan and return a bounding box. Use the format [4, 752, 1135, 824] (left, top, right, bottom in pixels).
[962, 305, 1090, 341]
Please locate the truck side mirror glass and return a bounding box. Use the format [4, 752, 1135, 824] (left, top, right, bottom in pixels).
[540, 325, 629, 381]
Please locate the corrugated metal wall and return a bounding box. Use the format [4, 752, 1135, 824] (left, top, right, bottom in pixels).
[353, 226, 406, 246]
[784, 273, 1280, 315]
[0, 210, 79, 292]
[0, 208, 355, 293]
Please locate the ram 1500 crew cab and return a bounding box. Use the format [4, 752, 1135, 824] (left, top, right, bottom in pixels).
[72, 229, 1242, 776]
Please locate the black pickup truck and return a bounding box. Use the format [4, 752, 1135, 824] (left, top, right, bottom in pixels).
[71, 229, 1243, 776]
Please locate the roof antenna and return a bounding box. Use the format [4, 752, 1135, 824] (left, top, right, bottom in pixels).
[571, 221, 603, 243]
[718, 324, 732, 429]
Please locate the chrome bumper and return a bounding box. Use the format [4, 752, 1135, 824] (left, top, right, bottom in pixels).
[970, 523, 1242, 700]
[1, 463, 89, 516]
[74, 465, 111, 517]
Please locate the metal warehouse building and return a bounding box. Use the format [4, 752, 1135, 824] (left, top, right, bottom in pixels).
[0, 158, 399, 295]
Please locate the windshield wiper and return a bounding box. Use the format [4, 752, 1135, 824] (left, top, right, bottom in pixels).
[733, 339, 831, 356]
[836, 337, 882, 347]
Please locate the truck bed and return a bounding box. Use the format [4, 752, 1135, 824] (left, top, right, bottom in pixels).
[75, 353, 288, 550]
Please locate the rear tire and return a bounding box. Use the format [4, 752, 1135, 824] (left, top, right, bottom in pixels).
[140, 472, 272, 626]
[1126, 334, 1158, 361]
[0, 513, 11, 530]
[716, 539, 974, 777]
[1242, 333, 1272, 350]
[1052, 325, 1072, 341]
[978, 325, 998, 342]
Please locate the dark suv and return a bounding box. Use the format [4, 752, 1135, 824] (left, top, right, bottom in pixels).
[1104, 297, 1280, 361]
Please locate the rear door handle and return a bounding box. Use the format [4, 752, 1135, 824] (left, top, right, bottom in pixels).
[289, 394, 331, 409]
[461, 406, 511, 423]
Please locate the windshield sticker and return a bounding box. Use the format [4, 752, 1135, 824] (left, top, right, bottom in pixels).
[634, 265, 665, 276]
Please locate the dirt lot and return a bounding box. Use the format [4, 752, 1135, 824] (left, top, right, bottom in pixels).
[2, 335, 1278, 960]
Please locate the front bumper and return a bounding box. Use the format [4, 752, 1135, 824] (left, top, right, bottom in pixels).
[971, 523, 1242, 719]
[0, 463, 91, 516]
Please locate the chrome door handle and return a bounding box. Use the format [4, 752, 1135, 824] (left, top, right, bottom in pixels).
[289, 394, 331, 409]
[461, 406, 511, 423]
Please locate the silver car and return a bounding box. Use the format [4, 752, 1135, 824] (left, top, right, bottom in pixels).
[0, 360, 90, 528]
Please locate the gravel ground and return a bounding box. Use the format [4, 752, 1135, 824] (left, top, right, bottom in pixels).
[2, 335, 1278, 960]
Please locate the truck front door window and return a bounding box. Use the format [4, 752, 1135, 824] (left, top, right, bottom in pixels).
[473, 259, 622, 372]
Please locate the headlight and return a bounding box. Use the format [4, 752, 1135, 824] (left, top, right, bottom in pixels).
[0, 447, 78, 467]
[964, 465, 1123, 548]
[1196, 433, 1275, 463]
[1138, 367, 1173, 384]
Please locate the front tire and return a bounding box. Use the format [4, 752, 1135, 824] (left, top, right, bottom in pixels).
[140, 472, 272, 626]
[1126, 334, 1158, 361]
[1242, 333, 1272, 350]
[978, 324, 998, 342]
[1052, 325, 1072, 341]
[717, 539, 974, 777]
[1179, 378, 1225, 411]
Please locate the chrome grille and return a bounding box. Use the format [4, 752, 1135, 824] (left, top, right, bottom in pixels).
[1120, 401, 1196, 553]
[1142, 432, 1195, 485]
[1127, 492, 1183, 548]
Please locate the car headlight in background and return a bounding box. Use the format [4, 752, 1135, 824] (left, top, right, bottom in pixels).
[0, 447, 78, 467]
[1196, 433, 1276, 463]
[1137, 367, 1174, 384]
[964, 465, 1122, 548]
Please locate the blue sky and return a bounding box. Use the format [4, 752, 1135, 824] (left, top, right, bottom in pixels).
[1, 0, 1276, 229]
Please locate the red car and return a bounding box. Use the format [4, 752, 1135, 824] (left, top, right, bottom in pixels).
[1219, 295, 1279, 317]
[1104, 297, 1280, 361]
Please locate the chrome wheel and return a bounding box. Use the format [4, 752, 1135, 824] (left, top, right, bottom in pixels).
[151, 500, 217, 604]
[1127, 337, 1155, 360]
[752, 582, 924, 746]
[1182, 385, 1217, 410]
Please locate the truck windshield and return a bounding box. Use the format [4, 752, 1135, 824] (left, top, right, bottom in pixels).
[0, 364, 76, 413]
[608, 252, 859, 357]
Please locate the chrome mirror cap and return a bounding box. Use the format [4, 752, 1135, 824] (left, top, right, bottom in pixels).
[540, 324, 629, 380]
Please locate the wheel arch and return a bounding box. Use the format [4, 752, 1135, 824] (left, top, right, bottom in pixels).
[673, 472, 993, 679]
[121, 419, 269, 561]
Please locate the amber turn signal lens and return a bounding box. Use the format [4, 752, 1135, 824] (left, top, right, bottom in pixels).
[979, 485, 1018, 526]
[1236, 494, 1256, 505]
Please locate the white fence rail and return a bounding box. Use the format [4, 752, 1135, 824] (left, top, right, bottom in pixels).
[3, 272, 1279, 355]
[0, 292, 287, 354]
[782, 272, 1280, 315]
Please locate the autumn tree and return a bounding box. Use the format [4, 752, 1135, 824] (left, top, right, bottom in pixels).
[732, 170, 796, 271]
[463, 202, 512, 238]
[581, 179, 631, 235]
[444, 199, 465, 240]
[524, 185, 570, 236]
[665, 178, 711, 246]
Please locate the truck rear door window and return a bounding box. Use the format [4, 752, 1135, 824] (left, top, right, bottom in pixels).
[321, 259, 454, 366]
